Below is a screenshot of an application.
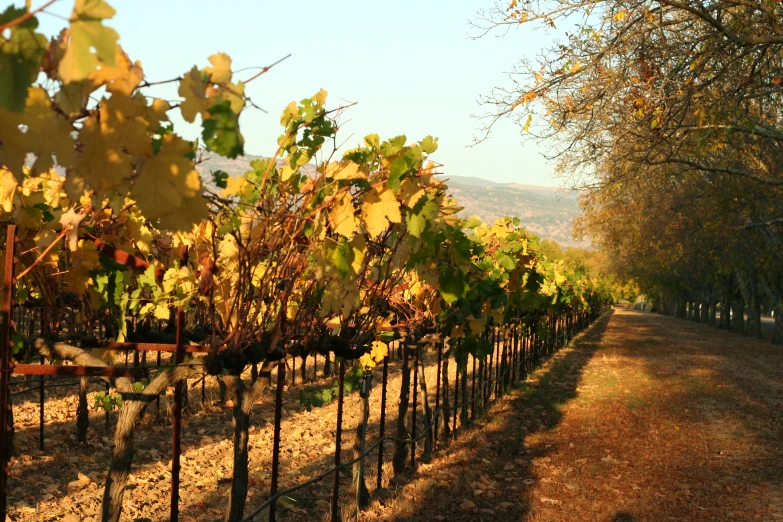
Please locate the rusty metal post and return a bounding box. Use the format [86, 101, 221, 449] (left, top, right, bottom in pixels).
[39, 356, 44, 450]
[433, 341, 442, 448]
[0, 225, 15, 520]
[495, 328, 501, 399]
[452, 362, 458, 436]
[171, 247, 187, 522]
[331, 360, 345, 522]
[470, 353, 476, 420]
[410, 346, 418, 469]
[269, 361, 285, 522]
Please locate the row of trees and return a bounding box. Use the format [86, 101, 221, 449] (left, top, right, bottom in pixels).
[476, 0, 783, 341]
[0, 2, 613, 521]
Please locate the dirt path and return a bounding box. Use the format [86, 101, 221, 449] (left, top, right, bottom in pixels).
[375, 308, 783, 522]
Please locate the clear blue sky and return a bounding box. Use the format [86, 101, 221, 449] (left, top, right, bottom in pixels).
[35, 0, 560, 186]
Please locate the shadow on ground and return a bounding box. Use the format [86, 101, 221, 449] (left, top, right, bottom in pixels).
[385, 311, 614, 522]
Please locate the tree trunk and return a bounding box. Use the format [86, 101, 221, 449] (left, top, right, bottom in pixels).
[700, 300, 709, 323]
[352, 375, 371, 511]
[709, 297, 718, 327]
[31, 340, 202, 522]
[773, 300, 783, 345]
[676, 301, 687, 319]
[392, 345, 411, 475]
[416, 352, 433, 460]
[732, 299, 745, 335]
[439, 352, 451, 440]
[224, 376, 249, 522]
[223, 368, 273, 522]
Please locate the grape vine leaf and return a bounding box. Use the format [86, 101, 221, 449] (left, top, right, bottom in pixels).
[204, 52, 232, 84]
[59, 0, 120, 83]
[328, 192, 358, 238]
[202, 100, 244, 158]
[178, 66, 208, 123]
[361, 187, 401, 238]
[133, 134, 205, 230]
[22, 87, 75, 173]
[69, 114, 132, 196]
[0, 6, 47, 112]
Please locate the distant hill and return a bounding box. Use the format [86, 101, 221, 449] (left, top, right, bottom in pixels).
[195, 154, 585, 247]
[440, 177, 584, 247]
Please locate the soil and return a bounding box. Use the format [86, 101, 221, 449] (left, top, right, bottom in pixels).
[5, 308, 782, 522]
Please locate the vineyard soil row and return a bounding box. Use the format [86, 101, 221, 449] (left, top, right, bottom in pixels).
[372, 308, 783, 522]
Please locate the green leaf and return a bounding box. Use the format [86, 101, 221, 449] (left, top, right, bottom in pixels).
[138, 264, 157, 288]
[387, 157, 408, 191]
[419, 135, 438, 154]
[331, 237, 353, 275]
[202, 100, 244, 158]
[439, 267, 467, 305]
[212, 170, 229, 189]
[0, 7, 47, 112]
[59, 0, 119, 83]
[406, 209, 427, 238]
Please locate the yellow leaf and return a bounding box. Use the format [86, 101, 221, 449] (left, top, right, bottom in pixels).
[137, 95, 171, 131]
[313, 88, 328, 106]
[69, 115, 132, 196]
[326, 161, 366, 181]
[132, 134, 204, 229]
[41, 169, 66, 208]
[451, 325, 464, 338]
[88, 46, 144, 95]
[0, 109, 28, 180]
[398, 179, 425, 208]
[59, 0, 120, 83]
[178, 66, 208, 123]
[0, 169, 17, 213]
[359, 352, 375, 369]
[329, 192, 358, 238]
[53, 81, 93, 117]
[100, 93, 155, 156]
[613, 10, 626, 21]
[370, 340, 388, 362]
[222, 175, 251, 198]
[205, 53, 232, 84]
[21, 87, 75, 173]
[65, 239, 100, 295]
[361, 187, 401, 239]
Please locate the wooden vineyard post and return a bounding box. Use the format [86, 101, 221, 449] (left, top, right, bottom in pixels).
[433, 341, 442, 448]
[269, 361, 285, 522]
[170, 246, 187, 521]
[410, 347, 418, 469]
[376, 355, 388, 490]
[0, 225, 16, 520]
[331, 360, 345, 522]
[470, 354, 476, 420]
[452, 360, 458, 436]
[39, 356, 44, 450]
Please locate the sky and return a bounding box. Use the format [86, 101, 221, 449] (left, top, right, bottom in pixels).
[33, 0, 562, 187]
